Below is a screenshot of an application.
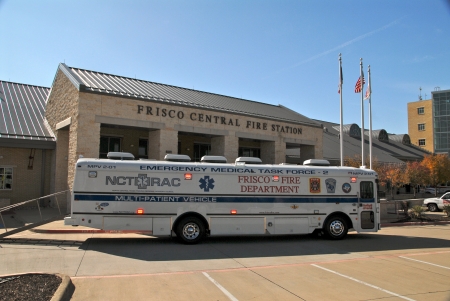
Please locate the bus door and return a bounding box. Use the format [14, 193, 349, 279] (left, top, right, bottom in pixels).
[356, 181, 378, 232]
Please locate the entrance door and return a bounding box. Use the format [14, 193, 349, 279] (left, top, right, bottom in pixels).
[193, 143, 211, 162]
[99, 136, 121, 158]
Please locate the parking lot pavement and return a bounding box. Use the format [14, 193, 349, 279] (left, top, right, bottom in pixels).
[1, 224, 450, 300]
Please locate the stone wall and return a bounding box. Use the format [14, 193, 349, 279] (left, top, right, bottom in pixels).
[45, 70, 80, 192]
[101, 96, 322, 163]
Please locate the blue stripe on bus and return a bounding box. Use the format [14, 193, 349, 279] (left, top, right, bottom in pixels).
[74, 194, 374, 203]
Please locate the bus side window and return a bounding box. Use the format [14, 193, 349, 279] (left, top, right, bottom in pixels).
[360, 181, 374, 199]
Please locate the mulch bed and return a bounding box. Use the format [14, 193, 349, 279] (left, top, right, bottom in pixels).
[0, 274, 61, 301]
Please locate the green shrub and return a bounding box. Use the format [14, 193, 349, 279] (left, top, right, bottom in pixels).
[409, 205, 425, 220]
[443, 205, 450, 217]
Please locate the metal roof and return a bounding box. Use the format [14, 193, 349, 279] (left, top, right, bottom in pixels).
[58, 63, 321, 127]
[318, 120, 430, 164]
[0, 80, 55, 148]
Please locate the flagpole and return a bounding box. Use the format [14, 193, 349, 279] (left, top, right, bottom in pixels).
[368, 65, 372, 170]
[360, 58, 365, 168]
[339, 54, 344, 166]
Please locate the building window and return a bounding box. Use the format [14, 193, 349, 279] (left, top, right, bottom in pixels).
[418, 139, 426, 146]
[99, 136, 122, 158]
[239, 147, 261, 158]
[417, 107, 424, 114]
[418, 123, 425, 131]
[0, 167, 13, 190]
[138, 139, 148, 158]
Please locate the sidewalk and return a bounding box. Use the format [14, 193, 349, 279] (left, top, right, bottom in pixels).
[31, 220, 151, 234]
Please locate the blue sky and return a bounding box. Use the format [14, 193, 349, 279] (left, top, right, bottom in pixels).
[1, 0, 449, 134]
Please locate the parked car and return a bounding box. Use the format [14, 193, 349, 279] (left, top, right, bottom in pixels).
[423, 188, 437, 194]
[422, 187, 450, 194]
[423, 192, 450, 212]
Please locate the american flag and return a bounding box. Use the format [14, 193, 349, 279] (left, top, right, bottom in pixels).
[338, 65, 343, 94]
[354, 75, 365, 93]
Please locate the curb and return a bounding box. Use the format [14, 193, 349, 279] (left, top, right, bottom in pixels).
[51, 274, 75, 301]
[381, 220, 450, 227]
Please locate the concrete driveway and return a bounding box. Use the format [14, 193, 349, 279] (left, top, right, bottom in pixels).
[1, 223, 449, 300]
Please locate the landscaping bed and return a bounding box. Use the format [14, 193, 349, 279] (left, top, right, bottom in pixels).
[0, 274, 61, 301]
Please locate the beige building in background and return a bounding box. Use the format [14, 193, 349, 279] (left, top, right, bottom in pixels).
[407, 99, 433, 153]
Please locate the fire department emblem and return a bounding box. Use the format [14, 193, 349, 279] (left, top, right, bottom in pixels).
[325, 178, 336, 193]
[309, 178, 321, 193]
[290, 204, 299, 209]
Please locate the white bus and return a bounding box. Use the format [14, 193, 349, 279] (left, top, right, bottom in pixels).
[64, 153, 379, 244]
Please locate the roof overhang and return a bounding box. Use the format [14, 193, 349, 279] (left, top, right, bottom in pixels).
[0, 137, 56, 149]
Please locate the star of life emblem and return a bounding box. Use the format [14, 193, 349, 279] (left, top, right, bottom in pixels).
[136, 174, 149, 189]
[199, 176, 215, 192]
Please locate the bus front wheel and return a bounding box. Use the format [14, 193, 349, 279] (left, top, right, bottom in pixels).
[176, 216, 205, 244]
[324, 216, 348, 240]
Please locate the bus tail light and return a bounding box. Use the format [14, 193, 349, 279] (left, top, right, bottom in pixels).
[136, 208, 144, 215]
[230, 209, 237, 215]
[184, 173, 192, 180]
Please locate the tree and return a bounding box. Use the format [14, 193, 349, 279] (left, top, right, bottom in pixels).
[344, 154, 381, 171]
[421, 154, 450, 196]
[404, 161, 430, 197]
[377, 163, 406, 198]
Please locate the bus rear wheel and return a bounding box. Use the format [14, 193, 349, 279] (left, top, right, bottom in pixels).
[176, 216, 205, 244]
[324, 216, 348, 240]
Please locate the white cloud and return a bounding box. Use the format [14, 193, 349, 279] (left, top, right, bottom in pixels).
[270, 17, 404, 76]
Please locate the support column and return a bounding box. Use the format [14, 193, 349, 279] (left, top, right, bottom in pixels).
[54, 129, 69, 193]
[52, 129, 69, 211]
[261, 140, 286, 164]
[148, 128, 178, 160]
[211, 135, 239, 163]
[299, 145, 316, 163]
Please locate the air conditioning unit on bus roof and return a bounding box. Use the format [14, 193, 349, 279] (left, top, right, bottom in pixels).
[164, 154, 191, 162]
[235, 157, 263, 164]
[302, 159, 330, 166]
[201, 156, 227, 163]
[107, 152, 135, 160]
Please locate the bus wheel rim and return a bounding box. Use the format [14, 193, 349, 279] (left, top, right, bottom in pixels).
[329, 220, 344, 236]
[183, 222, 200, 240]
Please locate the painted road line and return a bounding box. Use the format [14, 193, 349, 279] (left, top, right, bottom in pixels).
[311, 264, 416, 301]
[202, 272, 239, 301]
[399, 256, 450, 270]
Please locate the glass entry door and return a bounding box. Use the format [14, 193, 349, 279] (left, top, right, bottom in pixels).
[100, 136, 122, 158]
[194, 143, 211, 162]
